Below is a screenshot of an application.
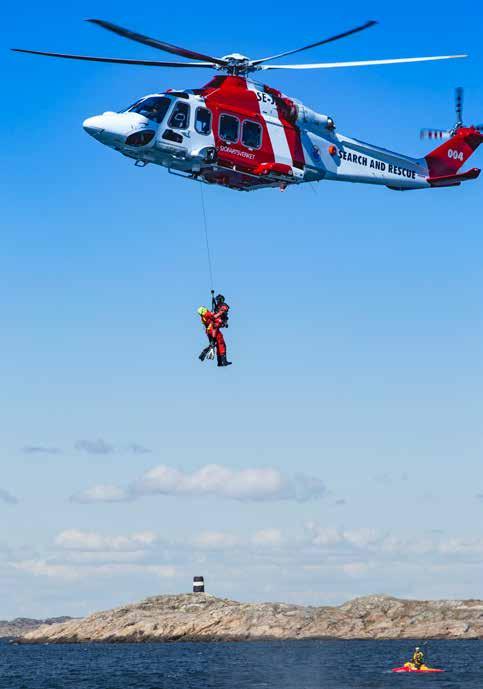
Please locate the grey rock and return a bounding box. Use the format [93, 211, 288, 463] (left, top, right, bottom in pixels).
[16, 594, 483, 644]
[0, 617, 72, 639]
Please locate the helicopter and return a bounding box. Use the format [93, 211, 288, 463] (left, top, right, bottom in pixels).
[12, 19, 482, 192]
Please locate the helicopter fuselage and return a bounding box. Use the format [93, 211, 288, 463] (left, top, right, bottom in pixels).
[83, 75, 479, 192]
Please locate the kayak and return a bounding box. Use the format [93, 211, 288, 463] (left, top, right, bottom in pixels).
[392, 663, 444, 673]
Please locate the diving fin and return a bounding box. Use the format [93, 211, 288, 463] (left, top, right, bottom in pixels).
[199, 345, 216, 362]
[199, 346, 211, 362]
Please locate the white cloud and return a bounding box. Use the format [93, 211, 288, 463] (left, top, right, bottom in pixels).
[12, 560, 82, 580]
[73, 464, 327, 504]
[71, 484, 129, 503]
[0, 488, 18, 505]
[193, 531, 240, 549]
[344, 529, 381, 548]
[437, 538, 483, 555]
[7, 523, 483, 611]
[64, 551, 148, 564]
[11, 560, 176, 581]
[342, 562, 372, 577]
[134, 464, 290, 500]
[252, 529, 284, 547]
[305, 525, 344, 546]
[55, 530, 158, 552]
[305, 524, 385, 550]
[304, 523, 483, 561]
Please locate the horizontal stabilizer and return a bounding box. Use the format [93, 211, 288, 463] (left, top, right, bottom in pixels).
[428, 167, 481, 187]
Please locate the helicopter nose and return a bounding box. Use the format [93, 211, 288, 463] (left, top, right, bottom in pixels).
[83, 112, 144, 146]
[83, 115, 105, 138]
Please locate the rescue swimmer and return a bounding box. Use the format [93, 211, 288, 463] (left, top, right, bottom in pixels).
[198, 294, 232, 367]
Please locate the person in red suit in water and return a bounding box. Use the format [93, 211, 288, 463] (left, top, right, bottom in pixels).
[198, 294, 232, 367]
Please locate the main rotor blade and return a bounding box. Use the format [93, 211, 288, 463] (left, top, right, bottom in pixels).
[455, 86, 464, 123]
[251, 20, 377, 66]
[88, 19, 227, 67]
[11, 48, 215, 67]
[261, 54, 467, 70]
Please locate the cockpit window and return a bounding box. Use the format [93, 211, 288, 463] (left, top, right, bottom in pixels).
[125, 130, 156, 147]
[195, 107, 212, 135]
[129, 97, 171, 124]
[119, 99, 143, 113]
[168, 101, 191, 130]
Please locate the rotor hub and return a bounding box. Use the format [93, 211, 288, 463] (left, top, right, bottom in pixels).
[221, 53, 250, 62]
[220, 53, 257, 75]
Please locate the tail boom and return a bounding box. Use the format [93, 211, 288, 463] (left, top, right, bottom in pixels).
[301, 127, 481, 191]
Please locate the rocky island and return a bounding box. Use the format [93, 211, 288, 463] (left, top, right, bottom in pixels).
[0, 617, 72, 639]
[17, 593, 483, 643]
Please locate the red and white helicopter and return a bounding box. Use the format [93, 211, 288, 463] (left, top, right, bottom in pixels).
[13, 20, 482, 192]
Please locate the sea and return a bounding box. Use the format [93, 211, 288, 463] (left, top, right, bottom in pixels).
[0, 639, 481, 689]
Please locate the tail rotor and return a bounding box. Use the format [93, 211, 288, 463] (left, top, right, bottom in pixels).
[420, 128, 450, 140]
[420, 87, 483, 140]
[455, 86, 464, 127]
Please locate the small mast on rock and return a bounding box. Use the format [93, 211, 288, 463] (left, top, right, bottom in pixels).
[193, 575, 205, 593]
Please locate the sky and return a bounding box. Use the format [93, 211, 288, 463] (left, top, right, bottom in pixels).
[1, 1, 483, 619]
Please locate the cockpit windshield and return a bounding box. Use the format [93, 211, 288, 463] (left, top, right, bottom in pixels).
[128, 97, 171, 124]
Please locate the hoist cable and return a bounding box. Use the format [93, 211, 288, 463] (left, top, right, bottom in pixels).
[199, 182, 215, 294]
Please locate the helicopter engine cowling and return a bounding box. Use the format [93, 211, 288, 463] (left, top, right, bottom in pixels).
[294, 105, 335, 134]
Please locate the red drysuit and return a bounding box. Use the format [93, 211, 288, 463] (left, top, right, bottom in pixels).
[201, 307, 227, 357]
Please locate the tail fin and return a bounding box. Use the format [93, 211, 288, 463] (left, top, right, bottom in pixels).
[425, 127, 482, 178]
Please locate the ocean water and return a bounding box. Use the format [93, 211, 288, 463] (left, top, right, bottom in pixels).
[0, 639, 481, 689]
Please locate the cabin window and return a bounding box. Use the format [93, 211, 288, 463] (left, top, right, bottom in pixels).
[168, 101, 190, 130]
[219, 114, 240, 143]
[242, 120, 262, 149]
[129, 97, 171, 124]
[195, 107, 212, 135]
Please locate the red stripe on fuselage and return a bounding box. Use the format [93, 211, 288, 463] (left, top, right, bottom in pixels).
[200, 76, 276, 172]
[264, 85, 305, 170]
[278, 109, 305, 170]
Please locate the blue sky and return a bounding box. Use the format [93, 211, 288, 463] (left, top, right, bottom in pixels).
[2, 1, 483, 618]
